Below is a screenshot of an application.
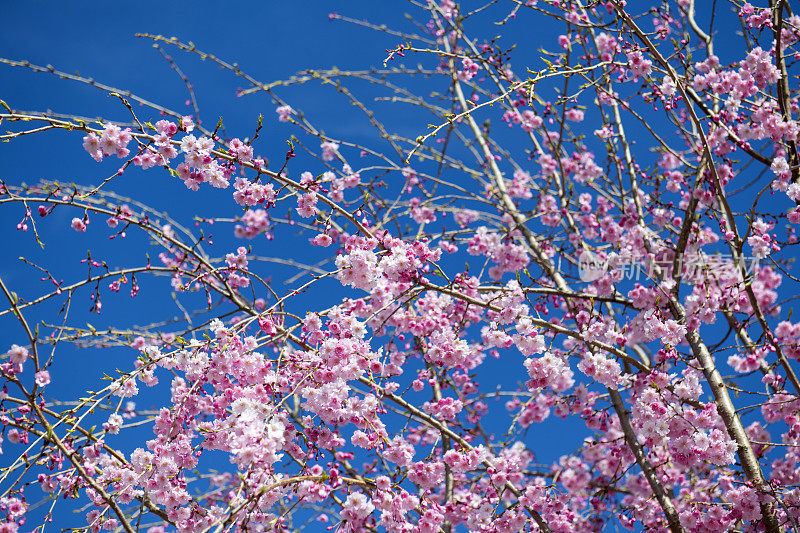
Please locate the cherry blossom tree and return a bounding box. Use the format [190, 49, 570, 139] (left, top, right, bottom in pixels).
[3, 1, 800, 532]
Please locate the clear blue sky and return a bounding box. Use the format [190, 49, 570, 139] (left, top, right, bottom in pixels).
[0, 0, 585, 493]
[0, 1, 783, 530]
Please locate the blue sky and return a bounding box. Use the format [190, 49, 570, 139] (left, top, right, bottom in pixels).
[1, 1, 794, 530]
[0, 0, 594, 510]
